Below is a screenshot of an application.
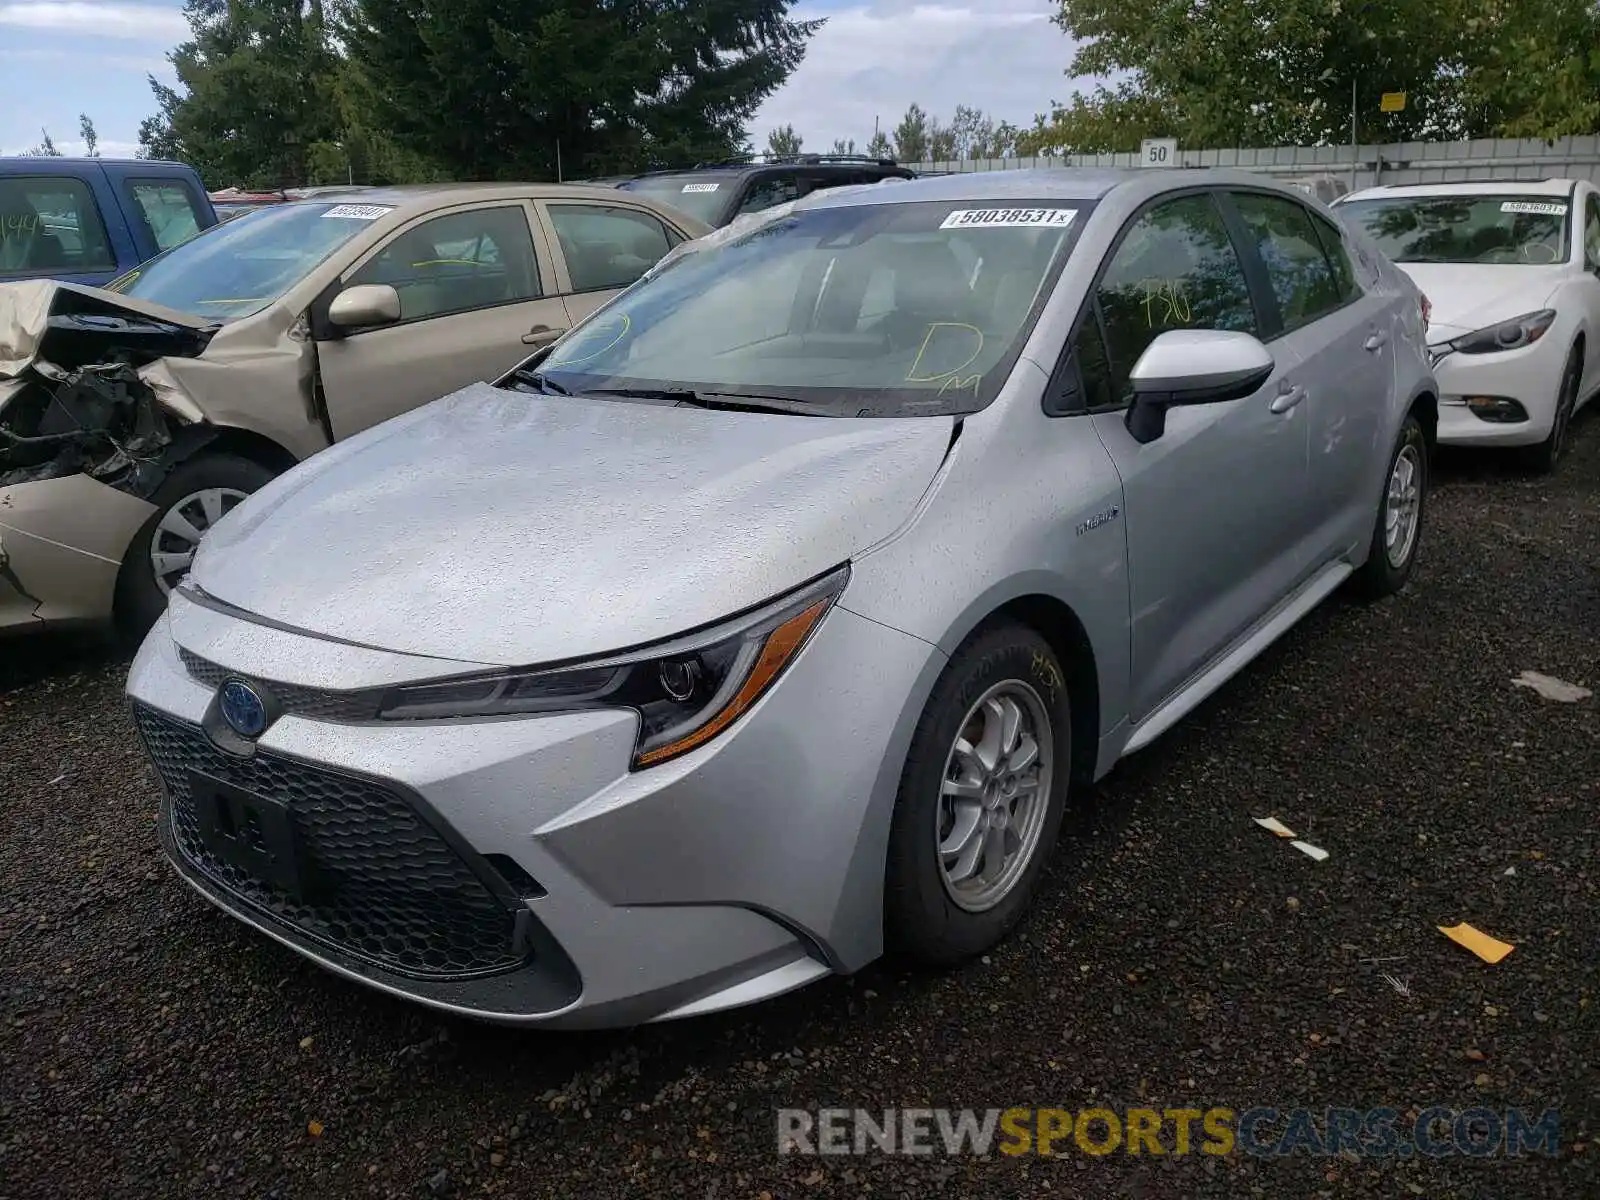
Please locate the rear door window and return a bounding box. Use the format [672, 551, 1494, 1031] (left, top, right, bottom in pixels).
[0, 176, 115, 274]
[1229, 191, 1345, 330]
[546, 203, 676, 292]
[1309, 210, 1361, 302]
[126, 179, 207, 251]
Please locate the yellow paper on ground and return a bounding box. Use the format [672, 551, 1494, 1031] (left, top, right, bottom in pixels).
[1438, 923, 1515, 964]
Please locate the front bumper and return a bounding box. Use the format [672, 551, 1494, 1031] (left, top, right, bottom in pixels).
[0, 475, 155, 633]
[1428, 335, 1566, 447]
[126, 589, 943, 1027]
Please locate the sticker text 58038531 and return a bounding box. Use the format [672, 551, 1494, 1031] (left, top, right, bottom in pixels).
[939, 208, 1078, 230]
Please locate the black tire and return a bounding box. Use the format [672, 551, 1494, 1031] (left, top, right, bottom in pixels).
[1351, 414, 1428, 600]
[1521, 345, 1581, 475]
[885, 621, 1072, 966]
[114, 453, 278, 638]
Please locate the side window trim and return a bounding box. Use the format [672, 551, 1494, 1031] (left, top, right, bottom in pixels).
[1046, 187, 1260, 417]
[1212, 190, 1288, 339]
[0, 173, 116, 276]
[339, 202, 545, 333]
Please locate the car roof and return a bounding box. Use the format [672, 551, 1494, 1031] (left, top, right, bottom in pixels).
[800, 166, 1318, 210]
[1342, 178, 1580, 202]
[260, 182, 712, 229]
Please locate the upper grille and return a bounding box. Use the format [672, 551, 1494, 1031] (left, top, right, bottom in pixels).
[179, 649, 381, 722]
[135, 704, 525, 979]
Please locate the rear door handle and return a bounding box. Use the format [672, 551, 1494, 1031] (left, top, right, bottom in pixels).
[1364, 330, 1390, 351]
[1269, 383, 1307, 414]
[521, 324, 568, 346]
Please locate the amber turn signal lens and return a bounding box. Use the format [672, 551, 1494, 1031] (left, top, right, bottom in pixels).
[633, 598, 830, 768]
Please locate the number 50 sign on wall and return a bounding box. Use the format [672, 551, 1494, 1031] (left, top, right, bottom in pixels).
[1140, 138, 1179, 168]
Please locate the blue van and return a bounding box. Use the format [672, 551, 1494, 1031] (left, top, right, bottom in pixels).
[0, 157, 218, 286]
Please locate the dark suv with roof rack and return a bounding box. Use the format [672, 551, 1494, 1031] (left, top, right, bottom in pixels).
[609, 154, 916, 228]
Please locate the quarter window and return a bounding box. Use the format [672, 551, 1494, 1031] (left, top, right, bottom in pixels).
[0, 176, 114, 274]
[1230, 192, 1344, 329]
[737, 174, 801, 216]
[1096, 193, 1257, 401]
[547, 204, 674, 292]
[127, 180, 205, 251]
[350, 206, 541, 322]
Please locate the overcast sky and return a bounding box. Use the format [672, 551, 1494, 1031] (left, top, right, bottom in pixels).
[0, 0, 1080, 159]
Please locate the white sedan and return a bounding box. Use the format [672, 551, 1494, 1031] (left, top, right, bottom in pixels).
[1336, 178, 1600, 471]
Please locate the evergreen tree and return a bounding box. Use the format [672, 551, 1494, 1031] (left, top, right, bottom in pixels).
[339, 0, 823, 180]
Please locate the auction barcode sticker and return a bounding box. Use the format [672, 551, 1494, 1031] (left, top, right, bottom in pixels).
[940, 208, 1078, 230]
[1501, 201, 1567, 215]
[682, 182, 721, 193]
[321, 204, 393, 220]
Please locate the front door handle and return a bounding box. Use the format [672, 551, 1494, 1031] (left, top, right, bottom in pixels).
[1269, 383, 1307, 414]
[1364, 330, 1390, 351]
[521, 323, 568, 346]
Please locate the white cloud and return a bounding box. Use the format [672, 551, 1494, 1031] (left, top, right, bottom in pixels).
[753, 0, 1089, 152]
[0, 1, 187, 41]
[0, 46, 170, 72]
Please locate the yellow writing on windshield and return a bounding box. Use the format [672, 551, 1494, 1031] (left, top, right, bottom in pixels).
[1141, 279, 1192, 327]
[906, 322, 984, 387]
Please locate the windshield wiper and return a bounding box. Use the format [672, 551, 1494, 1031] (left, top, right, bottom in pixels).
[583, 387, 820, 416]
[506, 366, 571, 395]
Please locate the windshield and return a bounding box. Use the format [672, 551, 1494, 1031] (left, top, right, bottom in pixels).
[533, 200, 1087, 415]
[1338, 195, 1571, 265]
[107, 201, 395, 319]
[617, 176, 734, 224]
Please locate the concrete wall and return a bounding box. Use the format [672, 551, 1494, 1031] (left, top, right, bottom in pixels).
[909, 136, 1600, 190]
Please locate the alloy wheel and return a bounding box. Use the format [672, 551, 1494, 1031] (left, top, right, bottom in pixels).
[1384, 444, 1422, 569]
[149, 487, 249, 595]
[936, 680, 1054, 913]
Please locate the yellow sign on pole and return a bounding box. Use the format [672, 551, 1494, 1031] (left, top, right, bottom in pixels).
[1380, 91, 1407, 113]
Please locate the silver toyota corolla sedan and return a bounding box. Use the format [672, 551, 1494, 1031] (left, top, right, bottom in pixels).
[126, 169, 1437, 1028]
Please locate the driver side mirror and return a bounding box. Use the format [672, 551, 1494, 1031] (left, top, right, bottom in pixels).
[327, 283, 402, 332]
[1125, 329, 1275, 444]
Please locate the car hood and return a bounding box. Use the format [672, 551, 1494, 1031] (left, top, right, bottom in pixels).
[192, 384, 954, 666]
[1394, 264, 1563, 344]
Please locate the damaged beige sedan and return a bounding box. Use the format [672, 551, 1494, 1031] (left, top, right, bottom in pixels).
[0, 185, 708, 635]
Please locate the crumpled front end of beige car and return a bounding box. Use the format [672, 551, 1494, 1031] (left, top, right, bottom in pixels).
[0, 280, 218, 632]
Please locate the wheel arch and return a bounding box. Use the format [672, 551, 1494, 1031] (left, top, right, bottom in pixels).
[1408, 387, 1438, 450]
[195, 425, 301, 476]
[835, 581, 1117, 971]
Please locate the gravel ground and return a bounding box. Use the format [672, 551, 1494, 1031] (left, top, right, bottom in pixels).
[2, 419, 1596, 1200]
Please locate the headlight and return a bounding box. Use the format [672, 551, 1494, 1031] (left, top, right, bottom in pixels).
[376, 566, 848, 769]
[1446, 309, 1556, 355]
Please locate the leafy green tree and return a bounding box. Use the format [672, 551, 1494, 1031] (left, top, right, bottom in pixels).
[893, 103, 930, 163]
[949, 105, 1016, 159]
[339, 0, 822, 180]
[865, 129, 893, 159]
[137, 0, 343, 187]
[78, 114, 99, 157]
[767, 124, 803, 157]
[1029, 0, 1600, 151]
[22, 128, 61, 157]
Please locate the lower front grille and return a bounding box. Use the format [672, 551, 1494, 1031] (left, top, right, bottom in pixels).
[134, 704, 525, 980]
